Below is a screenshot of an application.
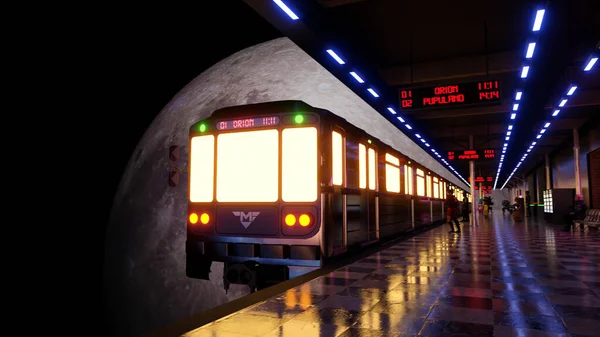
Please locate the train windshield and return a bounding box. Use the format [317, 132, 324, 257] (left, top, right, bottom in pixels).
[189, 127, 318, 203]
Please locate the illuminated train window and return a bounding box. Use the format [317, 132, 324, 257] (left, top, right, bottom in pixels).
[216, 129, 279, 202]
[282, 127, 318, 202]
[426, 174, 432, 198]
[385, 153, 400, 193]
[332, 131, 343, 186]
[442, 181, 447, 199]
[368, 148, 377, 191]
[359, 144, 367, 189]
[404, 164, 413, 195]
[433, 177, 439, 199]
[189, 135, 215, 202]
[416, 168, 425, 196]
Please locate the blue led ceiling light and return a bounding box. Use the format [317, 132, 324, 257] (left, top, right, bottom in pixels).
[532, 9, 545, 31]
[584, 57, 598, 71]
[526, 43, 536, 58]
[349, 71, 364, 83]
[273, 5, 472, 186]
[494, 7, 546, 190]
[501, 79, 582, 189]
[326, 49, 345, 64]
[273, 0, 299, 20]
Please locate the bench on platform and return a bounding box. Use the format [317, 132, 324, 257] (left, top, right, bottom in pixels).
[573, 209, 600, 230]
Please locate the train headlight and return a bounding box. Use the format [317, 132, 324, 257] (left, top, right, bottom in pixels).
[299, 214, 311, 227]
[285, 214, 296, 226]
[200, 213, 210, 225]
[189, 213, 199, 224]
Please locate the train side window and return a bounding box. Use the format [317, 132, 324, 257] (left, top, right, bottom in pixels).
[404, 164, 413, 195]
[346, 140, 358, 189]
[416, 168, 425, 196]
[359, 143, 367, 189]
[368, 148, 377, 190]
[385, 153, 400, 193]
[442, 181, 447, 199]
[433, 177, 439, 198]
[426, 174, 432, 198]
[332, 131, 343, 186]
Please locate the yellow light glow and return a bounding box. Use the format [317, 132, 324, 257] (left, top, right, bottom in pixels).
[386, 154, 400, 193]
[200, 213, 209, 224]
[385, 153, 399, 166]
[404, 165, 413, 195]
[216, 130, 278, 202]
[426, 175, 432, 197]
[189, 213, 198, 224]
[299, 289, 312, 309]
[359, 144, 366, 189]
[386, 163, 400, 193]
[285, 214, 296, 226]
[416, 168, 425, 196]
[299, 214, 311, 226]
[189, 135, 214, 202]
[386, 165, 400, 193]
[284, 290, 297, 308]
[433, 177, 439, 198]
[282, 127, 317, 202]
[368, 148, 376, 190]
[332, 131, 343, 186]
[443, 182, 447, 199]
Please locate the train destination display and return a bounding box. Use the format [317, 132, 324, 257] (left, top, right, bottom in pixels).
[448, 149, 496, 161]
[400, 80, 501, 110]
[216, 116, 280, 130]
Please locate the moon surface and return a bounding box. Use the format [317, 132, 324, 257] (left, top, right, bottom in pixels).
[103, 37, 466, 337]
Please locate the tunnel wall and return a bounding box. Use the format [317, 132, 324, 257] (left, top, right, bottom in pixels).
[103, 37, 468, 337]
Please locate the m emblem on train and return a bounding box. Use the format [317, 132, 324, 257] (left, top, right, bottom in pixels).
[232, 211, 260, 229]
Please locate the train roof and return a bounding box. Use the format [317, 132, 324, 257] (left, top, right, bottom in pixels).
[193, 100, 466, 191]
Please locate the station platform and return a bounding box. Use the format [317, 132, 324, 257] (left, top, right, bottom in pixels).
[183, 213, 600, 337]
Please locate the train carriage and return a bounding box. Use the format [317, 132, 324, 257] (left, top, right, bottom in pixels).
[185, 100, 465, 292]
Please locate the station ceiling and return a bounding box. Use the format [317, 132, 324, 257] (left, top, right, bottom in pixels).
[243, 0, 600, 190]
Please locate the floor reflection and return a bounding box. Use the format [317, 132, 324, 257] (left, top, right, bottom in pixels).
[185, 212, 600, 337]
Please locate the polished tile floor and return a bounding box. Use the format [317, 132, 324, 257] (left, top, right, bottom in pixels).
[186, 212, 600, 337]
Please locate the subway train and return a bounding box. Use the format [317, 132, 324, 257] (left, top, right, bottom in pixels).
[185, 100, 468, 292]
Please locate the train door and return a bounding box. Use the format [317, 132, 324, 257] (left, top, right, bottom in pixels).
[345, 138, 378, 247]
[331, 129, 346, 253]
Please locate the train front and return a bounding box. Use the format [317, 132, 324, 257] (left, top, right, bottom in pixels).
[186, 103, 323, 292]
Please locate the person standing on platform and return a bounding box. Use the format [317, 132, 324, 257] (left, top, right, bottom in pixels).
[564, 194, 587, 230]
[512, 197, 523, 222]
[445, 189, 461, 233]
[460, 191, 469, 222]
[525, 191, 531, 217]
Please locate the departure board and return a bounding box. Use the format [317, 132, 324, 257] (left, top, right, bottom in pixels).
[448, 149, 496, 161]
[399, 80, 502, 110]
